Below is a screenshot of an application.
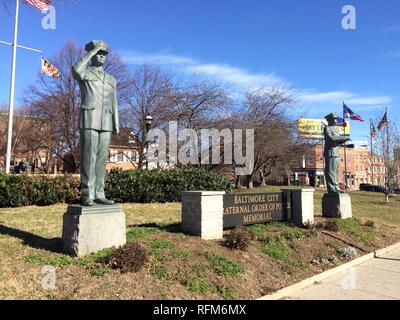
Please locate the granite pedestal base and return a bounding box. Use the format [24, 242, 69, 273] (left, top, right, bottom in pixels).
[62, 204, 126, 257]
[322, 193, 353, 219]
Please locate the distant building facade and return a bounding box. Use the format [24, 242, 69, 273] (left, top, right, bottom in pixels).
[1, 112, 140, 173]
[292, 144, 387, 190]
[107, 129, 140, 171]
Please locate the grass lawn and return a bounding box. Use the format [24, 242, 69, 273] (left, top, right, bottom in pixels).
[0, 187, 399, 300]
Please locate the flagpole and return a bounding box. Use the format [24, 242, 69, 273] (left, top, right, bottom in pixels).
[5, 0, 20, 174]
[343, 105, 349, 191]
[386, 107, 390, 191]
[370, 119, 375, 192]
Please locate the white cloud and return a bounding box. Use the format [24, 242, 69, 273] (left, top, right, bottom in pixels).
[120, 50, 392, 106]
[121, 51, 197, 66]
[346, 96, 392, 105]
[185, 63, 282, 88]
[121, 51, 283, 90]
[299, 91, 391, 106]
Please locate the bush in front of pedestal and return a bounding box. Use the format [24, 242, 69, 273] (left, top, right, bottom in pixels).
[226, 226, 256, 251]
[24, 176, 68, 206]
[103, 243, 149, 273]
[0, 174, 29, 207]
[0, 168, 231, 207]
[316, 219, 340, 233]
[0, 174, 81, 208]
[23, 175, 80, 206]
[105, 168, 232, 203]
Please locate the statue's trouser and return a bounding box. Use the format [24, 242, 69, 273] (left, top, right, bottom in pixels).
[80, 129, 112, 200]
[325, 156, 339, 193]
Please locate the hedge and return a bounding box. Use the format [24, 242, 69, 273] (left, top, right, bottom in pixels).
[0, 169, 232, 208]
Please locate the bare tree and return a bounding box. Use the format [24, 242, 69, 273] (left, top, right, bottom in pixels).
[374, 119, 400, 202]
[170, 80, 229, 130]
[236, 86, 298, 188]
[120, 64, 174, 168]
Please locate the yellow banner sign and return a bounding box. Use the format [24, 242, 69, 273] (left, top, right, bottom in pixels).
[299, 119, 350, 140]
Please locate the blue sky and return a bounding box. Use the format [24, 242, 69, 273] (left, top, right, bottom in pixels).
[0, 0, 399, 143]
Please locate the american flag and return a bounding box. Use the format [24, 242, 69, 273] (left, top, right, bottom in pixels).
[378, 112, 389, 131]
[371, 123, 377, 139]
[24, 0, 52, 12]
[343, 103, 365, 122]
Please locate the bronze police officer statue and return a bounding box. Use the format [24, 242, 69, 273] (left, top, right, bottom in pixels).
[324, 113, 350, 193]
[72, 40, 120, 206]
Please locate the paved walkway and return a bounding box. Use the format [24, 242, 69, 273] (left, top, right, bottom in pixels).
[285, 248, 400, 300]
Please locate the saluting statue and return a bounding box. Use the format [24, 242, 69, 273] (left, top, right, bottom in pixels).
[72, 40, 120, 206]
[324, 113, 350, 193]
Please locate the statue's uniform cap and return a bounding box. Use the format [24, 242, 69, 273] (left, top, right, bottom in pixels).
[325, 112, 339, 120]
[85, 40, 109, 54]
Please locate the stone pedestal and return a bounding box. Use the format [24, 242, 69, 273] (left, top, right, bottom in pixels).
[284, 189, 315, 227]
[181, 191, 225, 240]
[322, 193, 353, 219]
[62, 204, 126, 257]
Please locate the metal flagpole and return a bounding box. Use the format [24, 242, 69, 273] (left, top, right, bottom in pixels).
[343, 108, 349, 191]
[386, 107, 390, 191]
[370, 119, 375, 192]
[5, 0, 20, 174]
[0, 41, 43, 53]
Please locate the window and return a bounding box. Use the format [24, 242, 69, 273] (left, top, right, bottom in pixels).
[117, 153, 124, 163]
[109, 152, 117, 163]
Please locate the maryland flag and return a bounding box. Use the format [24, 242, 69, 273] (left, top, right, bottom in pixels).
[41, 57, 60, 78]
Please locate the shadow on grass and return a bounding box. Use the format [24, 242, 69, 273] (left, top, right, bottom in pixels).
[128, 223, 182, 234]
[0, 225, 63, 254]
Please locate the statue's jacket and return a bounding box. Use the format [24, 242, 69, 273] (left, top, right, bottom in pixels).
[72, 61, 119, 132]
[324, 126, 347, 157]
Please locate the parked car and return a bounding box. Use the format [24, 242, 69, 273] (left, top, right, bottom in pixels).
[359, 183, 372, 190]
[360, 185, 386, 193]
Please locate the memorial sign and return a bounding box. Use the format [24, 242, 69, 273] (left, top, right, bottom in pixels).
[223, 192, 293, 228]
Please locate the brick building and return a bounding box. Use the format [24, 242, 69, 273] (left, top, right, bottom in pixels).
[1, 113, 140, 173]
[107, 129, 140, 171]
[292, 144, 386, 190]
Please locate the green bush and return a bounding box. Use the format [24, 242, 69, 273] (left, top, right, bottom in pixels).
[105, 168, 232, 203]
[0, 175, 28, 207]
[0, 168, 232, 208]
